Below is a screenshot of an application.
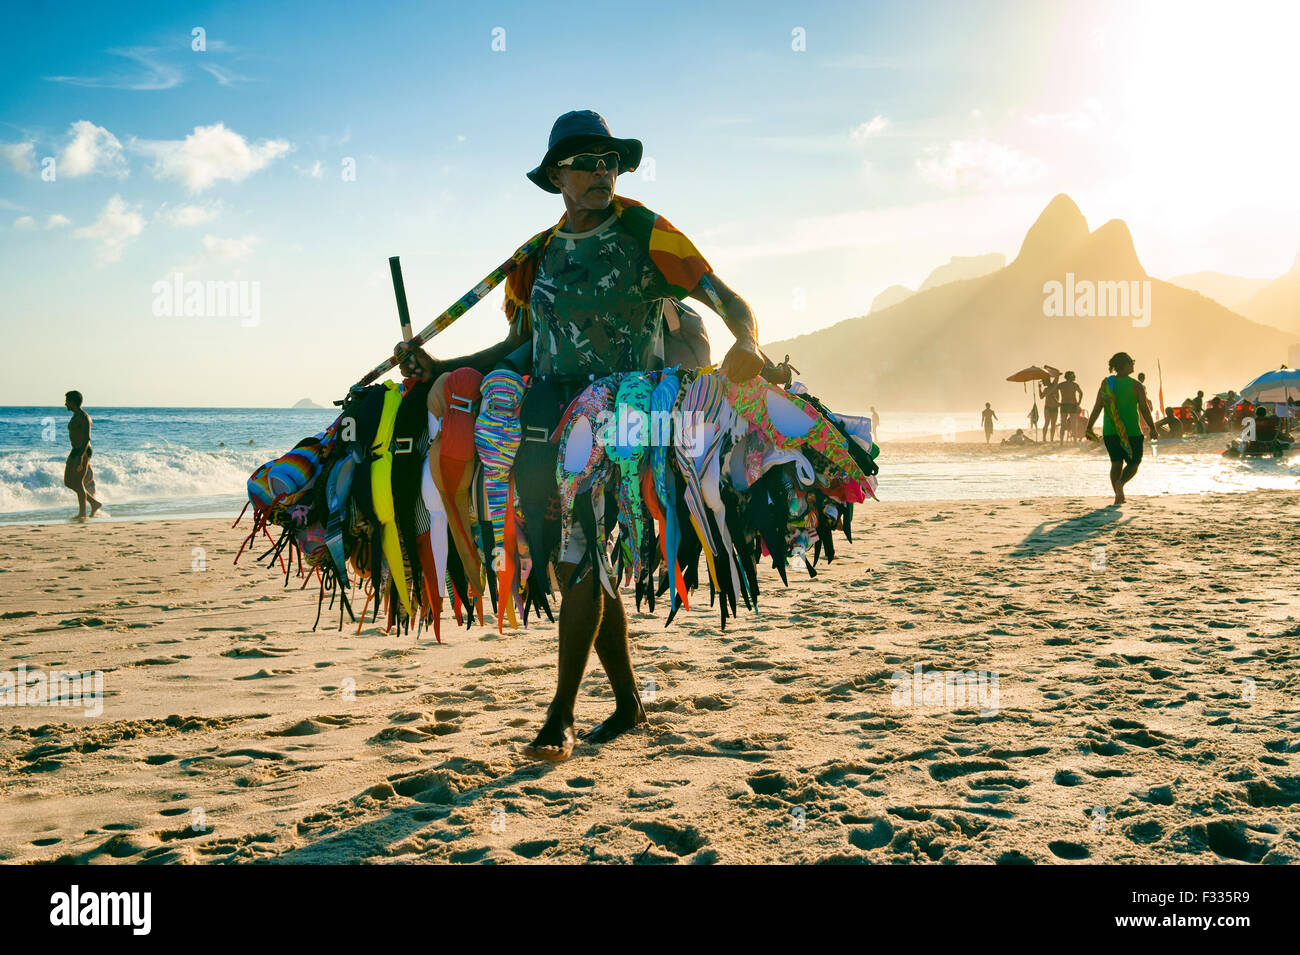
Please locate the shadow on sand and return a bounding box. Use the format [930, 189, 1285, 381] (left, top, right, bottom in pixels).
[1009, 506, 1133, 559]
[264, 751, 594, 864]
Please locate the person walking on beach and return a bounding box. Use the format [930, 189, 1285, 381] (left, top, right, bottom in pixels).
[1084, 352, 1158, 506]
[1041, 373, 1060, 441]
[1056, 371, 1083, 442]
[870, 405, 880, 438]
[63, 390, 102, 520]
[981, 402, 998, 443]
[393, 110, 766, 761]
[1136, 372, 1154, 435]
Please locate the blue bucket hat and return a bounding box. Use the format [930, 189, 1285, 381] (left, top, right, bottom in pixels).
[526, 110, 642, 193]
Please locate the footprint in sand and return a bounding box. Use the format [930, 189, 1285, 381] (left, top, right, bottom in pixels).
[221, 646, 291, 659]
[511, 838, 559, 859]
[268, 719, 329, 737]
[235, 668, 295, 680]
[1047, 840, 1091, 860]
[628, 820, 707, 857]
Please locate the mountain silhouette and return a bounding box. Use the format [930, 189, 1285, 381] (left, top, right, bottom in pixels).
[919, 253, 1006, 291]
[869, 255, 1006, 314]
[870, 284, 915, 313]
[1169, 271, 1269, 311]
[1237, 251, 1300, 335]
[767, 195, 1295, 412]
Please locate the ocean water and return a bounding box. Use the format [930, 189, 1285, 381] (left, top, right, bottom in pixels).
[0, 406, 339, 524]
[880, 436, 1300, 501]
[0, 406, 1296, 524]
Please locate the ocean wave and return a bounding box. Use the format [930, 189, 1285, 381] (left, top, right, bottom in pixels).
[0, 446, 269, 514]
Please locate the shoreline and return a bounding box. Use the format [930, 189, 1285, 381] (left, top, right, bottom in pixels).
[3, 431, 1287, 528]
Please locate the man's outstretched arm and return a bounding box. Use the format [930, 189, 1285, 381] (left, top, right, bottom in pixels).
[688, 273, 764, 382]
[394, 326, 529, 381]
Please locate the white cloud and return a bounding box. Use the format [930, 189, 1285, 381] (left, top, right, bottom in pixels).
[1, 142, 36, 174]
[58, 121, 128, 178]
[850, 115, 890, 142]
[199, 63, 252, 86]
[158, 201, 222, 227]
[201, 234, 257, 260]
[295, 160, 323, 179]
[46, 214, 71, 229]
[45, 47, 182, 91]
[14, 216, 36, 231]
[74, 195, 145, 263]
[136, 123, 291, 192]
[916, 139, 1046, 190]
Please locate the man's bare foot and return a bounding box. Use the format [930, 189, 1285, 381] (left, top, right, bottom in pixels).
[71, 512, 87, 522]
[1114, 490, 1125, 505]
[89, 501, 103, 518]
[582, 704, 647, 744]
[521, 721, 576, 761]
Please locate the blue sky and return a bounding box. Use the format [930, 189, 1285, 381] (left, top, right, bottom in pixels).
[3, 0, 1298, 406]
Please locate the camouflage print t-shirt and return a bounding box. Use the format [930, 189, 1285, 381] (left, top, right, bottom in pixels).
[527, 213, 673, 378]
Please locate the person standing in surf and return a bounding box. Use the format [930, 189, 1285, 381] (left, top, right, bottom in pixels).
[1040, 372, 1060, 441]
[63, 390, 103, 520]
[981, 402, 998, 443]
[1084, 352, 1158, 506]
[1056, 371, 1083, 442]
[393, 111, 765, 761]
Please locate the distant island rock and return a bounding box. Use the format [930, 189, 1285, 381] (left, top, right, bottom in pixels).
[292, 398, 327, 409]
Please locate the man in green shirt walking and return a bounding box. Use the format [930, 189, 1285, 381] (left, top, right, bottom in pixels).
[1084, 352, 1159, 505]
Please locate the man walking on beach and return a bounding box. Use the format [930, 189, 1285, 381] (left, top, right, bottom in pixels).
[981, 402, 997, 443]
[1084, 353, 1158, 505]
[394, 111, 765, 761]
[63, 391, 102, 521]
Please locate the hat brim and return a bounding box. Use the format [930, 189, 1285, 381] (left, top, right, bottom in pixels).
[527, 135, 643, 193]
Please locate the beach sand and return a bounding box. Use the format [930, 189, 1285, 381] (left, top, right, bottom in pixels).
[2, 492, 1298, 865]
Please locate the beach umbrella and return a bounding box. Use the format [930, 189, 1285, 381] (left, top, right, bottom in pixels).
[1008, 367, 1053, 430]
[1006, 366, 1051, 384]
[1239, 366, 1300, 406]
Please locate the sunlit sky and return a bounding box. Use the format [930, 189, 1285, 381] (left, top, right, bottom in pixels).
[2, 0, 1298, 407]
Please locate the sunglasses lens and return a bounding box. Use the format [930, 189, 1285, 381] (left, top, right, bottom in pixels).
[569, 152, 619, 173]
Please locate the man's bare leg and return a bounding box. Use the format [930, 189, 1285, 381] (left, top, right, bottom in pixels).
[86, 470, 102, 517]
[583, 582, 646, 743]
[1116, 460, 1139, 504]
[522, 561, 602, 761]
[85, 470, 102, 517]
[65, 466, 88, 520]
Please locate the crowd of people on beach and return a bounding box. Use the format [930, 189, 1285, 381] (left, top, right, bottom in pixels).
[982, 367, 1295, 447]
